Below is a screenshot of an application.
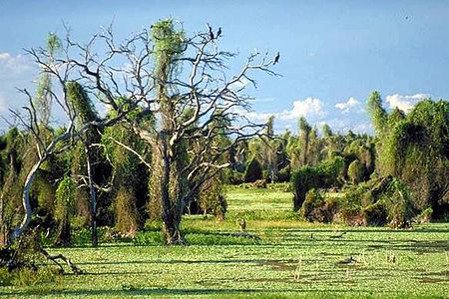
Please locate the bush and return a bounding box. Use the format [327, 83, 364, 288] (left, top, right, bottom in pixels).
[363, 201, 387, 226]
[300, 189, 337, 223]
[347, 159, 366, 184]
[415, 207, 433, 224]
[244, 158, 263, 183]
[133, 230, 260, 246]
[197, 176, 227, 220]
[134, 231, 164, 246]
[291, 156, 345, 212]
[301, 189, 324, 221]
[291, 166, 322, 211]
[385, 180, 415, 228]
[277, 166, 291, 183]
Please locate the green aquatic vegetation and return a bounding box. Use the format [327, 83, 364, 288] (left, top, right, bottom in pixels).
[3, 186, 449, 298]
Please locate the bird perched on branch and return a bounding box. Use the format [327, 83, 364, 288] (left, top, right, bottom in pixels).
[273, 52, 280, 64]
[207, 24, 214, 40]
[216, 27, 222, 38]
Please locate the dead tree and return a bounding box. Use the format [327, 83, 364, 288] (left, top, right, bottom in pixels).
[9, 34, 128, 244]
[35, 20, 279, 244]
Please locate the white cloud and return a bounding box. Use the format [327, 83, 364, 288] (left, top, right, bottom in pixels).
[236, 97, 325, 123]
[0, 52, 31, 74]
[236, 97, 325, 124]
[278, 97, 325, 120]
[386, 93, 429, 113]
[335, 97, 359, 113]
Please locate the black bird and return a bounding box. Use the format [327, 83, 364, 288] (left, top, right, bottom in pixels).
[216, 27, 222, 38]
[207, 24, 214, 40]
[273, 52, 280, 64]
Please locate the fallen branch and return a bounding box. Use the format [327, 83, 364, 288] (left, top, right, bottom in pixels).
[38, 246, 83, 275]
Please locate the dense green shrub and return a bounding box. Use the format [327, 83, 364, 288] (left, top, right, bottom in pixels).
[340, 176, 415, 228]
[368, 93, 449, 218]
[348, 159, 365, 184]
[197, 176, 227, 220]
[300, 189, 337, 223]
[244, 158, 263, 183]
[363, 201, 387, 226]
[277, 166, 291, 183]
[291, 156, 344, 211]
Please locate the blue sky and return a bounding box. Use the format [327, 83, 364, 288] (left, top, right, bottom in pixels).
[1, 0, 449, 133]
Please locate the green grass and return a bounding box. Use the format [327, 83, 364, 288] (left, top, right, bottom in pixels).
[3, 185, 449, 298]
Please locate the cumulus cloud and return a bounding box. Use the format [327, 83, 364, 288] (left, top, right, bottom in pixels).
[236, 97, 325, 123]
[278, 97, 325, 120]
[335, 97, 359, 113]
[386, 93, 429, 113]
[0, 52, 31, 74]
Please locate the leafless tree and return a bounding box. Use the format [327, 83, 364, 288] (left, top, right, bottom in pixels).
[25, 20, 279, 244]
[9, 33, 127, 243]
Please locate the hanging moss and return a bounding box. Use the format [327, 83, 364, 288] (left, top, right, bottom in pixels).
[368, 93, 449, 217]
[66, 81, 98, 125]
[114, 185, 139, 237]
[54, 177, 76, 247]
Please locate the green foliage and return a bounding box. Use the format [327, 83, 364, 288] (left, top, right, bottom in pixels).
[66, 81, 98, 125]
[347, 159, 365, 184]
[114, 185, 139, 237]
[363, 201, 387, 226]
[0, 267, 62, 287]
[367, 91, 387, 133]
[134, 230, 260, 246]
[368, 93, 449, 218]
[151, 19, 184, 60]
[300, 189, 338, 223]
[340, 176, 415, 228]
[33, 32, 61, 125]
[244, 157, 263, 183]
[197, 176, 227, 220]
[54, 177, 76, 246]
[291, 156, 344, 211]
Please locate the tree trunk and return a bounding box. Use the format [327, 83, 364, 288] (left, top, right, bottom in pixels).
[11, 160, 43, 241]
[160, 135, 185, 245]
[85, 147, 98, 247]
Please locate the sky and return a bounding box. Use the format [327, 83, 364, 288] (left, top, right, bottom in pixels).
[1, 0, 449, 133]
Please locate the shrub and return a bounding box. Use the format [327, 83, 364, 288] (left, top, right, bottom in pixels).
[363, 201, 387, 226]
[244, 158, 263, 183]
[197, 176, 227, 220]
[301, 189, 324, 221]
[415, 207, 433, 224]
[291, 156, 345, 212]
[300, 189, 338, 223]
[291, 166, 322, 211]
[385, 179, 415, 228]
[347, 159, 365, 184]
[134, 231, 164, 246]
